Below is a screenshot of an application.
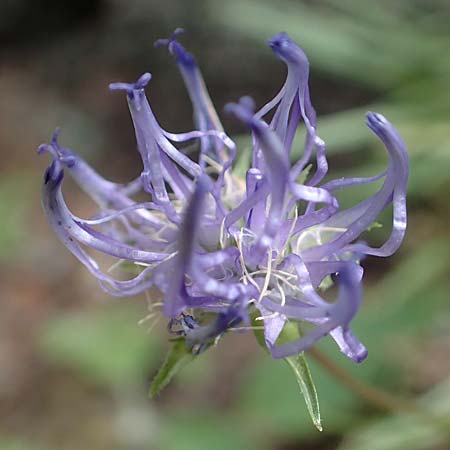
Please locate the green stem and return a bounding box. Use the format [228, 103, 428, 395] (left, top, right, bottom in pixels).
[308, 347, 450, 436]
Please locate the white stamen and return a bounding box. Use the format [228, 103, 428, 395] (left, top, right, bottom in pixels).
[257, 249, 273, 304]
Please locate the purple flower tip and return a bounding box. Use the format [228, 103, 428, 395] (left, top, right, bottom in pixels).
[38, 130, 76, 168]
[155, 28, 195, 68]
[51, 127, 61, 145]
[154, 27, 185, 48]
[355, 349, 369, 363]
[109, 72, 152, 94]
[37, 128, 59, 155]
[366, 111, 393, 141]
[225, 96, 256, 127]
[268, 32, 308, 66]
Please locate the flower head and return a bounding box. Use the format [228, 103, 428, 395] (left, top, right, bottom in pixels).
[38, 31, 408, 363]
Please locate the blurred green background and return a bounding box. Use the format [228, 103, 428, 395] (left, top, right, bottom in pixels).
[1, 0, 449, 449]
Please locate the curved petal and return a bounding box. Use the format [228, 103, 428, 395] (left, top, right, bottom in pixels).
[300, 113, 408, 261]
[227, 98, 290, 262]
[330, 327, 368, 363]
[38, 131, 163, 229]
[269, 262, 362, 358]
[41, 158, 169, 265]
[110, 73, 202, 221]
[155, 29, 227, 165]
[40, 160, 165, 297]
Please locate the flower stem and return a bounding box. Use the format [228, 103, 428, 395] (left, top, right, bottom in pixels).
[308, 347, 450, 436]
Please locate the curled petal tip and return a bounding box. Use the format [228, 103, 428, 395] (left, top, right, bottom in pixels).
[38, 130, 77, 168]
[173, 27, 185, 36]
[109, 72, 152, 93]
[154, 27, 185, 48]
[38, 128, 61, 156]
[268, 32, 308, 65]
[366, 111, 388, 128]
[354, 349, 368, 363]
[108, 82, 128, 92]
[366, 111, 395, 137]
[366, 111, 406, 152]
[51, 127, 61, 145]
[333, 327, 369, 363]
[136, 72, 152, 88]
[239, 96, 256, 112]
[155, 28, 195, 68]
[225, 96, 256, 127]
[267, 31, 289, 48]
[37, 143, 50, 156]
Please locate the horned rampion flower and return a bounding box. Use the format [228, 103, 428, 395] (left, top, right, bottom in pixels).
[39, 30, 408, 365]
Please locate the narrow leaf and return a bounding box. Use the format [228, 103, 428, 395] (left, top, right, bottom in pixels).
[149, 339, 194, 397]
[285, 353, 322, 431]
[251, 312, 322, 430]
[280, 322, 322, 431]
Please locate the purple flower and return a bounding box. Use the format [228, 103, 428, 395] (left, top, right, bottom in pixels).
[38, 30, 408, 363]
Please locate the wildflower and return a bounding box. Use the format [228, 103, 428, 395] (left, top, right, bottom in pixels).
[39, 30, 408, 363]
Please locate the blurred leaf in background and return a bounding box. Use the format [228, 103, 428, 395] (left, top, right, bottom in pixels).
[0, 172, 33, 262]
[339, 378, 450, 450]
[0, 438, 54, 450]
[39, 303, 162, 387]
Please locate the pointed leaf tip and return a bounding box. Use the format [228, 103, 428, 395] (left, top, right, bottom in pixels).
[285, 353, 322, 431]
